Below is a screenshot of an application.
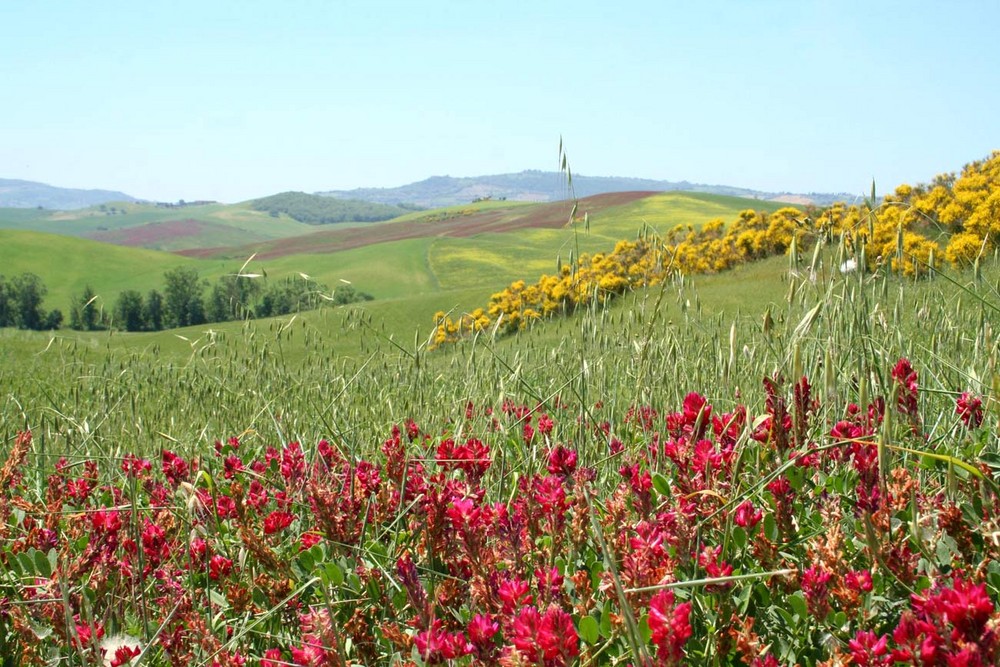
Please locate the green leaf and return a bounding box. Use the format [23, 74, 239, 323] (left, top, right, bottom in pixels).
[788, 591, 808, 622]
[599, 599, 613, 638]
[578, 615, 599, 644]
[763, 513, 778, 542]
[34, 548, 51, 578]
[47, 548, 58, 578]
[637, 614, 651, 644]
[322, 562, 344, 587]
[209, 588, 229, 608]
[17, 551, 35, 576]
[731, 525, 747, 551]
[652, 472, 671, 498]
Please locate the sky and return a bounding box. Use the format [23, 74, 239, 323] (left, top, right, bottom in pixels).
[2, 0, 999, 203]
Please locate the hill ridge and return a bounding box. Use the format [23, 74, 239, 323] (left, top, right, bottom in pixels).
[317, 170, 853, 209]
[0, 178, 138, 210]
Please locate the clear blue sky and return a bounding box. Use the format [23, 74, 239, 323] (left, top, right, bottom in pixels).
[2, 1, 998, 203]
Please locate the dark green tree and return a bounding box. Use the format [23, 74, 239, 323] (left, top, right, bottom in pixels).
[144, 289, 164, 331]
[163, 267, 206, 328]
[11, 273, 47, 330]
[70, 285, 103, 331]
[206, 274, 261, 323]
[114, 290, 145, 332]
[42, 309, 63, 330]
[0, 276, 12, 327]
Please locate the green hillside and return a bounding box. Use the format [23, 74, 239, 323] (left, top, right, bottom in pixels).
[0, 230, 199, 308]
[0, 191, 798, 338]
[250, 191, 414, 224]
[427, 191, 788, 289]
[0, 201, 319, 251]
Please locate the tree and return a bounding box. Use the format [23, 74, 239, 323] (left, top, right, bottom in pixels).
[144, 289, 164, 331]
[163, 267, 206, 328]
[70, 285, 103, 331]
[0, 276, 12, 327]
[114, 290, 145, 332]
[42, 309, 63, 330]
[206, 274, 261, 323]
[11, 273, 47, 330]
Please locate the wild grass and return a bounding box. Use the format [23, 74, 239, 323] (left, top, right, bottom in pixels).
[0, 207, 998, 664]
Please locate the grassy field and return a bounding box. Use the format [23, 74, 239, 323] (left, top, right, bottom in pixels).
[2, 185, 998, 664]
[0, 201, 319, 250]
[0, 191, 789, 317]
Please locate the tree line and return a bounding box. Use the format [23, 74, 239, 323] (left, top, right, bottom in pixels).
[0, 273, 63, 330]
[250, 191, 417, 224]
[0, 268, 372, 332]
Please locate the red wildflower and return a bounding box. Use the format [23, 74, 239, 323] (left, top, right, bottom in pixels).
[891, 357, 920, 420]
[546, 445, 578, 477]
[405, 418, 420, 441]
[498, 577, 533, 614]
[190, 537, 208, 562]
[468, 613, 499, 647]
[802, 566, 832, 619]
[223, 454, 244, 479]
[956, 392, 984, 428]
[247, 479, 268, 510]
[847, 630, 891, 666]
[290, 642, 326, 666]
[91, 509, 122, 534]
[161, 449, 190, 485]
[66, 477, 93, 503]
[140, 519, 169, 566]
[698, 545, 733, 581]
[733, 500, 763, 528]
[648, 590, 692, 665]
[209, 554, 233, 580]
[74, 619, 105, 647]
[537, 607, 579, 665]
[535, 566, 565, 600]
[260, 648, 283, 667]
[911, 576, 995, 640]
[537, 413, 555, 437]
[414, 619, 470, 664]
[108, 644, 141, 667]
[300, 532, 322, 551]
[280, 442, 306, 484]
[121, 453, 151, 478]
[216, 495, 237, 520]
[511, 606, 543, 661]
[263, 510, 295, 535]
[845, 569, 874, 594]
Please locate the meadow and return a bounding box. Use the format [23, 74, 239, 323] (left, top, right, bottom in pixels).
[0, 174, 998, 665]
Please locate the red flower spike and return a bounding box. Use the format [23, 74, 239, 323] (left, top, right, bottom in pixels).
[648, 590, 692, 665]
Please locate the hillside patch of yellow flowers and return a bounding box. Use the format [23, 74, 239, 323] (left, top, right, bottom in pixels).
[432, 151, 1000, 347]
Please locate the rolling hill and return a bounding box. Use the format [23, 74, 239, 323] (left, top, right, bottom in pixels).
[0, 191, 789, 323]
[0, 178, 138, 209]
[317, 170, 853, 208]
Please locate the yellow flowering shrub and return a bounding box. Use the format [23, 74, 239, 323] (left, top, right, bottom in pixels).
[431, 150, 1000, 346]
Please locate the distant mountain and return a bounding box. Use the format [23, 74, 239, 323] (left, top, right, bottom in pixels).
[0, 178, 137, 210]
[317, 170, 853, 208]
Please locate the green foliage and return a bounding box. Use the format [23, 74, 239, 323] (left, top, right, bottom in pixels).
[249, 191, 410, 224]
[163, 266, 207, 328]
[113, 289, 145, 332]
[69, 284, 104, 331]
[205, 274, 262, 323]
[0, 273, 60, 330]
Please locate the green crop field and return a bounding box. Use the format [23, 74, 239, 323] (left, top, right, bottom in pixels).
[0, 201, 321, 250]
